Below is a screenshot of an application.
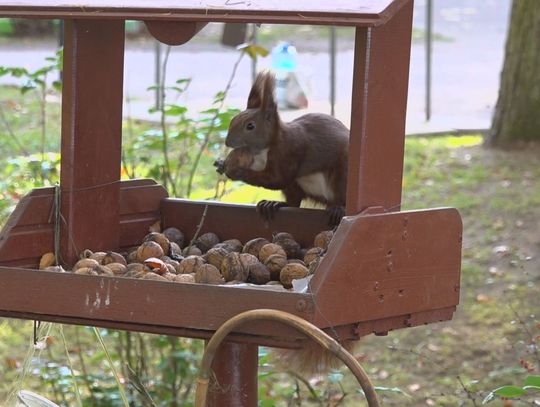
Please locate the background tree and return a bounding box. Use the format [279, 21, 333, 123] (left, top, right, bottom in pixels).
[487, 0, 540, 146]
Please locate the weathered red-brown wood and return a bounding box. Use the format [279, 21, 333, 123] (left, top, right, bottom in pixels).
[60, 19, 125, 265]
[208, 342, 258, 407]
[144, 21, 208, 45]
[0, 0, 409, 26]
[346, 0, 413, 215]
[0, 180, 166, 268]
[309, 208, 462, 327]
[161, 198, 332, 248]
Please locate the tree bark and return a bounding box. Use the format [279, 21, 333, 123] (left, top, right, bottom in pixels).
[487, 0, 540, 146]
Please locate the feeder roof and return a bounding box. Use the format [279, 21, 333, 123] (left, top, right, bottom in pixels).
[0, 0, 408, 26]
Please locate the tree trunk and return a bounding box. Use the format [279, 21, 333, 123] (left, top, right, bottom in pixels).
[487, 0, 540, 146]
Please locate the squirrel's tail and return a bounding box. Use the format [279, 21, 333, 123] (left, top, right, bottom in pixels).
[270, 339, 360, 375]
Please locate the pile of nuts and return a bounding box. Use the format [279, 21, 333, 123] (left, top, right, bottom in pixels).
[39, 227, 334, 290]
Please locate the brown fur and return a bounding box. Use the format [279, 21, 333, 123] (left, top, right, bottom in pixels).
[224, 71, 349, 209]
[272, 339, 360, 375]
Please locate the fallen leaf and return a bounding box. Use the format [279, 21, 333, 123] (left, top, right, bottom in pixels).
[408, 383, 421, 392]
[476, 294, 491, 303]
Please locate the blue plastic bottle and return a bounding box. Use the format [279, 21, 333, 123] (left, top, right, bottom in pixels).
[271, 42, 298, 108]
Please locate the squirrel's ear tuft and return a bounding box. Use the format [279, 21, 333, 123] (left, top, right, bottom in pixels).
[247, 72, 265, 109]
[261, 72, 277, 112]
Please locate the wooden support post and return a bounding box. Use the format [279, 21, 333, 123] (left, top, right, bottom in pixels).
[346, 0, 414, 215]
[60, 20, 125, 265]
[208, 342, 258, 407]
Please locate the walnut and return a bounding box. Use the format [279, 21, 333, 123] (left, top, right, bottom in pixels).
[142, 272, 169, 282]
[102, 251, 127, 266]
[137, 241, 165, 262]
[195, 232, 220, 253]
[205, 246, 230, 269]
[246, 262, 271, 285]
[314, 230, 334, 250]
[174, 273, 196, 283]
[273, 233, 301, 259]
[106, 262, 127, 276]
[264, 254, 288, 280]
[280, 263, 310, 288]
[144, 257, 168, 275]
[73, 258, 99, 271]
[183, 246, 203, 256]
[177, 256, 206, 274]
[163, 227, 185, 247]
[195, 264, 225, 285]
[221, 239, 243, 253]
[221, 252, 249, 282]
[242, 238, 270, 257]
[259, 243, 286, 263]
[39, 252, 55, 270]
[143, 232, 170, 255]
[304, 247, 324, 266]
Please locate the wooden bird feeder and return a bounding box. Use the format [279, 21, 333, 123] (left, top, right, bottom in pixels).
[0, 1, 462, 405]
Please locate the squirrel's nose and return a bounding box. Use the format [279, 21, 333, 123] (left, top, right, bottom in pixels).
[225, 134, 245, 148]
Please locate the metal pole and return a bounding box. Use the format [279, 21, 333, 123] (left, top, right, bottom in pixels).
[425, 0, 433, 121]
[251, 24, 258, 83]
[155, 40, 162, 110]
[329, 26, 337, 117]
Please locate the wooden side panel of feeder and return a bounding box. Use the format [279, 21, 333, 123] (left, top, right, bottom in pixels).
[309, 208, 462, 329]
[0, 180, 166, 268]
[160, 198, 332, 248]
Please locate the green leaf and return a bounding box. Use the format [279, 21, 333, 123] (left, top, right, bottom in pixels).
[237, 43, 269, 60]
[493, 385, 526, 398]
[164, 105, 188, 116]
[524, 375, 540, 388]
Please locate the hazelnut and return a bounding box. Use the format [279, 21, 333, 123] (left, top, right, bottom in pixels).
[177, 255, 206, 274]
[39, 252, 56, 270]
[259, 243, 286, 263]
[143, 232, 170, 255]
[243, 238, 270, 257]
[264, 254, 288, 280]
[221, 252, 249, 282]
[195, 264, 225, 285]
[137, 241, 164, 262]
[246, 263, 271, 285]
[163, 227, 185, 247]
[195, 232, 220, 253]
[304, 247, 324, 266]
[280, 263, 310, 288]
[174, 273, 196, 283]
[314, 230, 334, 250]
[205, 246, 230, 269]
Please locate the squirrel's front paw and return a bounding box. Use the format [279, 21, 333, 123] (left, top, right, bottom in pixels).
[213, 159, 225, 174]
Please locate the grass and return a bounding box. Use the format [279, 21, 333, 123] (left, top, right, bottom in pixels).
[1, 83, 540, 405]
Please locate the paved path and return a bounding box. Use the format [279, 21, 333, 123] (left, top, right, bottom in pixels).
[0, 0, 511, 134]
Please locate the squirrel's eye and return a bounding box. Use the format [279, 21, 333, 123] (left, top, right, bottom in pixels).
[246, 121, 255, 131]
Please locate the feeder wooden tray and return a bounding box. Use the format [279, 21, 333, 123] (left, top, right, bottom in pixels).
[0, 0, 462, 350]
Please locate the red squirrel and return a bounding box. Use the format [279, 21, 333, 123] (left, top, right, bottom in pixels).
[215, 71, 349, 225]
